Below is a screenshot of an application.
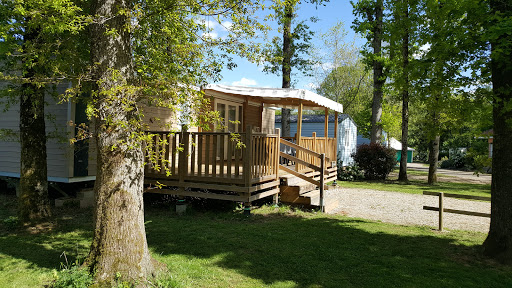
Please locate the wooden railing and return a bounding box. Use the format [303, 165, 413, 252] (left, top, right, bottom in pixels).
[279, 138, 327, 212]
[281, 132, 337, 170]
[144, 129, 280, 187]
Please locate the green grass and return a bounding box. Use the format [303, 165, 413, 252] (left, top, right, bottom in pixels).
[339, 167, 491, 198]
[340, 180, 491, 198]
[1, 198, 510, 288]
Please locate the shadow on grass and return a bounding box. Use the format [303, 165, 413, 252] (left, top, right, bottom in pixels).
[0, 202, 509, 287]
[145, 207, 510, 288]
[0, 207, 93, 270]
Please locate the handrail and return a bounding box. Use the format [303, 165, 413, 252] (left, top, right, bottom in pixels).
[279, 152, 328, 174]
[279, 137, 328, 212]
[280, 138, 321, 158]
[280, 165, 320, 186]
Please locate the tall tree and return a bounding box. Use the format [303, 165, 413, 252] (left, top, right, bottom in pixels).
[281, 0, 294, 137]
[84, 0, 266, 284]
[413, 0, 487, 184]
[0, 0, 87, 221]
[483, 0, 512, 263]
[18, 27, 50, 221]
[313, 21, 373, 128]
[353, 0, 386, 144]
[397, 0, 410, 181]
[263, 0, 324, 137]
[86, 0, 157, 282]
[387, 0, 421, 181]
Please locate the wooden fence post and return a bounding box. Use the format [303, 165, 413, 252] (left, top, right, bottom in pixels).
[439, 192, 444, 231]
[320, 153, 325, 213]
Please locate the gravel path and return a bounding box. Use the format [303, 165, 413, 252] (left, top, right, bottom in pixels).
[327, 187, 490, 233]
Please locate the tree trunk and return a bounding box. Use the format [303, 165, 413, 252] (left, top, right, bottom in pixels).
[86, 0, 156, 283]
[18, 22, 50, 222]
[398, 1, 409, 182]
[427, 135, 440, 185]
[281, 1, 293, 137]
[483, 0, 512, 263]
[370, 0, 384, 144]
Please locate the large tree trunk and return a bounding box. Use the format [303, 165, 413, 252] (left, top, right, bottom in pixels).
[86, 0, 156, 283]
[370, 0, 384, 144]
[483, 0, 512, 263]
[398, 1, 409, 182]
[281, 1, 293, 137]
[427, 135, 440, 185]
[18, 22, 50, 222]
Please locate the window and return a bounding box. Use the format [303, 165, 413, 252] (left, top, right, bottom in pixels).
[215, 99, 242, 133]
[215, 99, 243, 159]
[344, 128, 350, 147]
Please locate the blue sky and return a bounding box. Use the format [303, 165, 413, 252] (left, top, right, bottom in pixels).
[214, 1, 360, 90]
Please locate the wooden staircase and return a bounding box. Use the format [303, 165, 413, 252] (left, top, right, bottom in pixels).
[279, 165, 339, 212]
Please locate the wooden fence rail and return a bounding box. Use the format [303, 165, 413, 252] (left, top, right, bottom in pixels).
[423, 191, 491, 231]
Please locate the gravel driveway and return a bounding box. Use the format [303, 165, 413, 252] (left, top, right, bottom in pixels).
[327, 187, 490, 233]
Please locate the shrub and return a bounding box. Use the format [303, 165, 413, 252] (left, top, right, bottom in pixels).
[2, 216, 19, 231]
[338, 165, 364, 181]
[51, 265, 93, 288]
[352, 143, 397, 180]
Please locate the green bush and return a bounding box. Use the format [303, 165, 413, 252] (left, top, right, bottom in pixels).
[352, 143, 397, 180]
[338, 165, 365, 181]
[51, 265, 93, 288]
[3, 216, 19, 231]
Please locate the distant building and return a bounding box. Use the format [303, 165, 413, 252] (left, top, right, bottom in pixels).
[275, 114, 357, 166]
[388, 137, 415, 163]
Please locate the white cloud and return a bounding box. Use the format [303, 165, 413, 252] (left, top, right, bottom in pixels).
[221, 21, 233, 31]
[202, 32, 218, 39]
[232, 78, 258, 86]
[313, 62, 334, 71]
[199, 19, 217, 29]
[414, 43, 431, 59]
[420, 43, 431, 52]
[306, 82, 318, 90]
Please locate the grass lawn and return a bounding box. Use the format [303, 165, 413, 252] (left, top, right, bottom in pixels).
[1, 196, 511, 288]
[339, 168, 491, 198]
[339, 180, 491, 198]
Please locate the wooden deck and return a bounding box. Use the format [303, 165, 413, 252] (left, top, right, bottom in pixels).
[143, 129, 337, 207]
[144, 130, 281, 203]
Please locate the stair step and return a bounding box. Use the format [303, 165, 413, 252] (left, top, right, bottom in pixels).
[302, 190, 320, 204]
[306, 190, 339, 213]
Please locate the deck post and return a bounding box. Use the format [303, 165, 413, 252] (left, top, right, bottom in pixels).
[324, 108, 329, 140]
[179, 125, 189, 183]
[275, 128, 281, 180]
[243, 125, 253, 189]
[312, 132, 317, 151]
[312, 132, 317, 167]
[320, 153, 325, 213]
[295, 101, 303, 172]
[243, 202, 252, 215]
[334, 111, 339, 165]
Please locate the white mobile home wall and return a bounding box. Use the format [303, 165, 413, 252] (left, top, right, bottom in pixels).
[0, 83, 95, 183]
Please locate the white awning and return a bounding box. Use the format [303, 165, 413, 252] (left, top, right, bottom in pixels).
[204, 84, 343, 113]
